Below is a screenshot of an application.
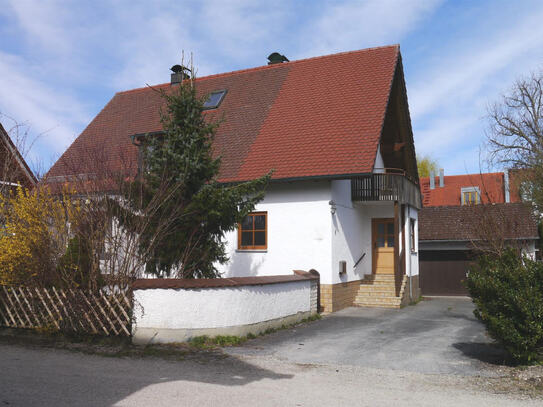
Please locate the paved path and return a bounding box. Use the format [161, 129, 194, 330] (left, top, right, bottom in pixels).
[227, 297, 505, 376]
[0, 343, 538, 406]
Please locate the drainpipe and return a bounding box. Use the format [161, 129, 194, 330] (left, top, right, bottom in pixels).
[408, 206, 412, 302]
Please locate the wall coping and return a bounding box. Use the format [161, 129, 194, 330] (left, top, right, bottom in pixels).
[133, 272, 318, 290]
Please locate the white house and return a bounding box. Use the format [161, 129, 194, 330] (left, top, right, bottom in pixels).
[47, 45, 422, 312]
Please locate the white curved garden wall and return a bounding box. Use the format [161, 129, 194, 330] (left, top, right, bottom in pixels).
[132, 275, 318, 344]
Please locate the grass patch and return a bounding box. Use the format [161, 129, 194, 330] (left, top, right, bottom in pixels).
[187, 313, 323, 349]
[409, 296, 423, 306]
[188, 335, 246, 349]
[0, 312, 324, 359]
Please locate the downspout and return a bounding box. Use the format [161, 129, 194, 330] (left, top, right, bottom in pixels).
[408, 206, 412, 302]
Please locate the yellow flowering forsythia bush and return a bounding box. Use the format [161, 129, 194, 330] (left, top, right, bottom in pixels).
[0, 186, 79, 286]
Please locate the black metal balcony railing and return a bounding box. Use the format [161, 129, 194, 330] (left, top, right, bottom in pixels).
[351, 169, 422, 208]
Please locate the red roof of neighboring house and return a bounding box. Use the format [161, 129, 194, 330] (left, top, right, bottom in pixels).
[419, 203, 538, 241]
[47, 45, 401, 184]
[0, 122, 37, 189]
[419, 172, 521, 207]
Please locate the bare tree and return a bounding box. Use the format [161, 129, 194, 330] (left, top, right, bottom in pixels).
[465, 203, 535, 258]
[486, 70, 543, 211]
[45, 140, 222, 290]
[487, 71, 543, 167]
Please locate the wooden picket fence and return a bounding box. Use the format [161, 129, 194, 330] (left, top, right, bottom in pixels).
[0, 286, 132, 336]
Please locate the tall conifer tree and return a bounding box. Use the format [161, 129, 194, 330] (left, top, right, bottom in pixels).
[130, 77, 270, 278]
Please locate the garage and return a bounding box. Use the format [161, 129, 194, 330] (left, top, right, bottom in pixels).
[419, 250, 471, 296]
[418, 203, 538, 297]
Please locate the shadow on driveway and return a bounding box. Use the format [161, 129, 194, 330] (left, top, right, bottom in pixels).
[453, 342, 509, 366]
[0, 343, 293, 407]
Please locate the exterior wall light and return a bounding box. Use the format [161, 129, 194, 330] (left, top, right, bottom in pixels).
[329, 200, 337, 214]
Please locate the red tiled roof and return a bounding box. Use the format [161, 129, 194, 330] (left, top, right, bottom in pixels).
[0, 122, 37, 188]
[419, 172, 521, 207]
[47, 45, 400, 184]
[419, 203, 538, 241]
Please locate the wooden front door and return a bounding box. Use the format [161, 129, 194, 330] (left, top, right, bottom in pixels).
[372, 218, 395, 275]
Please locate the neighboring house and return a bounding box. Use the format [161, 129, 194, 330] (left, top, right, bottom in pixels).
[0, 122, 36, 194]
[47, 45, 422, 312]
[418, 170, 539, 295]
[419, 170, 522, 207]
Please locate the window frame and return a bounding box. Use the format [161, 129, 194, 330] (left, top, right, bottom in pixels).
[237, 211, 267, 250]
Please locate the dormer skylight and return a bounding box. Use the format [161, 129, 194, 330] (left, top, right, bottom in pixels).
[203, 90, 227, 110]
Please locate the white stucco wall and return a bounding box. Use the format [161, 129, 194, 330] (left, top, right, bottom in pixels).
[218, 181, 334, 283]
[373, 145, 385, 173]
[220, 178, 419, 286]
[133, 280, 311, 330]
[407, 205, 419, 277]
[524, 240, 537, 259]
[330, 180, 396, 284]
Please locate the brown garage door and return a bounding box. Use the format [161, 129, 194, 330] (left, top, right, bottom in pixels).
[419, 250, 473, 296]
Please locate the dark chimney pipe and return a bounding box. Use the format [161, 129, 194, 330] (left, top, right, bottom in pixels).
[170, 64, 191, 85]
[504, 169, 510, 203]
[267, 52, 289, 65]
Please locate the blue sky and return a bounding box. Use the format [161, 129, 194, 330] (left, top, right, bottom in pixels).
[1, 0, 542, 176]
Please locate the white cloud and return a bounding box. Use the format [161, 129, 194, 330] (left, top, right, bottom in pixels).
[0, 51, 89, 156]
[297, 0, 443, 58]
[198, 0, 290, 62]
[408, 4, 543, 173]
[410, 11, 543, 120]
[109, 9, 200, 90]
[4, 0, 73, 54]
[109, 0, 292, 89]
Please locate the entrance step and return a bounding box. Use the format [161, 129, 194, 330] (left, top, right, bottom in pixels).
[353, 274, 407, 309]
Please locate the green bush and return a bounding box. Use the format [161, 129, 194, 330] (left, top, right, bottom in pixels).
[465, 249, 543, 363]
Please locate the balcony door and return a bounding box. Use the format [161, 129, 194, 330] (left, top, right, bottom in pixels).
[372, 218, 395, 275]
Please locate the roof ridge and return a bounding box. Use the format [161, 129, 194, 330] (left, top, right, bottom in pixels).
[421, 202, 526, 209]
[420, 172, 504, 180]
[115, 44, 400, 96]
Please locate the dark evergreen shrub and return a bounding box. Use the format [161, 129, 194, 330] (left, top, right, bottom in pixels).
[465, 249, 543, 363]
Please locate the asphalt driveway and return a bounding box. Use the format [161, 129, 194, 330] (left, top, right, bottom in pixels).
[227, 297, 504, 376]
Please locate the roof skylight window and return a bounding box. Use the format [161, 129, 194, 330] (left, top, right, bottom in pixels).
[203, 90, 227, 110]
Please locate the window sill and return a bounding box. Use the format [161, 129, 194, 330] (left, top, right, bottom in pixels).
[236, 249, 268, 253]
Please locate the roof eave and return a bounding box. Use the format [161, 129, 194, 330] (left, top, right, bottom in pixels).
[220, 172, 374, 185]
[0, 122, 37, 185]
[420, 237, 539, 243]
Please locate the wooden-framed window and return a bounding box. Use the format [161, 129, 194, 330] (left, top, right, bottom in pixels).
[410, 218, 416, 253]
[238, 212, 267, 250]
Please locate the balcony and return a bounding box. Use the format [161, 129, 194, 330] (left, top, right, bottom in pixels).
[351, 169, 422, 208]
